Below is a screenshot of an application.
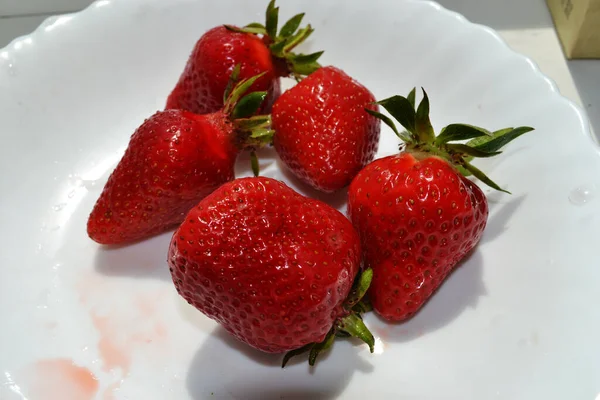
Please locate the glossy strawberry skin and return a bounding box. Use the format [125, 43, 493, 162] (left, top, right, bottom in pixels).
[348, 153, 488, 322]
[168, 177, 361, 353]
[87, 110, 238, 245]
[272, 66, 381, 193]
[166, 26, 280, 115]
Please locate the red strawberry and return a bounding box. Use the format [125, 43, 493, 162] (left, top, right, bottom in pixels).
[168, 177, 374, 365]
[348, 89, 533, 321]
[88, 74, 273, 245]
[166, 0, 323, 115]
[272, 66, 381, 193]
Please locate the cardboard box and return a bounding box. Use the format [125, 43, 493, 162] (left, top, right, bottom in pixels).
[547, 0, 600, 59]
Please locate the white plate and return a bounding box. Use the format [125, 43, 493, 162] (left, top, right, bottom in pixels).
[1, 0, 599, 399]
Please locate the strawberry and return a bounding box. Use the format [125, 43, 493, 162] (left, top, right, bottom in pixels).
[88, 73, 274, 245]
[168, 176, 374, 365]
[348, 88, 533, 322]
[166, 0, 323, 115]
[272, 66, 381, 193]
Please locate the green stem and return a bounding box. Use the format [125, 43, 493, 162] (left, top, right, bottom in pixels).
[250, 151, 260, 177]
[337, 314, 375, 353]
[282, 343, 313, 368]
[308, 330, 336, 366]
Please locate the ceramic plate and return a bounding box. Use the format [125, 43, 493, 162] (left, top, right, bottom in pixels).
[1, 0, 599, 399]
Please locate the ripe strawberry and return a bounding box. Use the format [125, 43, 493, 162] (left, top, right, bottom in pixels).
[168, 177, 374, 365]
[166, 0, 323, 115]
[272, 66, 381, 193]
[348, 88, 533, 322]
[88, 73, 273, 245]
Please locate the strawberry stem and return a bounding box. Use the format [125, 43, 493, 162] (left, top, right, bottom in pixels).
[336, 314, 375, 353]
[250, 151, 260, 177]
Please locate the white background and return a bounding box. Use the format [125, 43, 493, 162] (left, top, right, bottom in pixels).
[0, 0, 599, 140]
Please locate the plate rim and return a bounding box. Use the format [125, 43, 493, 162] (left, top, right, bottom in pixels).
[0, 1, 599, 398]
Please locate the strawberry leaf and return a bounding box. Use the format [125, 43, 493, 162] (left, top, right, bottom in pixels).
[225, 73, 274, 153]
[455, 164, 473, 177]
[463, 161, 510, 193]
[279, 13, 305, 37]
[224, 25, 243, 33]
[470, 126, 534, 153]
[232, 91, 267, 119]
[365, 108, 413, 142]
[222, 64, 242, 105]
[224, 72, 266, 114]
[289, 51, 324, 76]
[258, 0, 322, 79]
[446, 143, 502, 158]
[249, 128, 275, 141]
[235, 115, 271, 130]
[375, 88, 534, 193]
[245, 22, 266, 30]
[377, 95, 416, 134]
[225, 24, 267, 35]
[407, 88, 416, 109]
[435, 123, 493, 144]
[283, 25, 314, 53]
[308, 331, 336, 366]
[281, 343, 313, 368]
[415, 88, 435, 142]
[265, 0, 279, 39]
[289, 51, 324, 65]
[269, 40, 287, 58]
[353, 298, 373, 314]
[290, 61, 321, 77]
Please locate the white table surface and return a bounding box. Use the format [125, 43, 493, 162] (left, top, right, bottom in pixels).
[1, 0, 599, 141]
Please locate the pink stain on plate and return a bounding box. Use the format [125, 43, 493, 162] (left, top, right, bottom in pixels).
[76, 270, 172, 398]
[154, 322, 168, 339]
[90, 311, 131, 375]
[102, 381, 121, 400]
[45, 321, 58, 330]
[27, 358, 98, 400]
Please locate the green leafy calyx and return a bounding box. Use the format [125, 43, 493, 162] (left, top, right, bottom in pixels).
[223, 67, 274, 177]
[281, 268, 375, 368]
[225, 0, 322, 80]
[366, 88, 534, 193]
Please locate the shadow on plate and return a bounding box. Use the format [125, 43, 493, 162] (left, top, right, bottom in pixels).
[370, 249, 485, 343]
[186, 326, 372, 400]
[356, 190, 523, 342]
[93, 231, 173, 281]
